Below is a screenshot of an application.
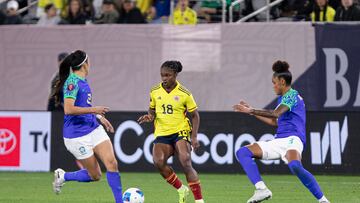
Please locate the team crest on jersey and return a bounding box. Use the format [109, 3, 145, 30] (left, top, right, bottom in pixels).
[174, 96, 180, 101]
[67, 84, 75, 91]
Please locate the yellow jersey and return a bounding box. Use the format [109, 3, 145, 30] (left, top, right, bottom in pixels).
[311, 6, 336, 22]
[38, 0, 65, 11]
[136, 0, 152, 14]
[171, 7, 197, 25]
[149, 81, 197, 137]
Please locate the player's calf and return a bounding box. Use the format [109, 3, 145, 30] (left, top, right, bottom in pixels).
[236, 147, 263, 185]
[288, 160, 330, 202]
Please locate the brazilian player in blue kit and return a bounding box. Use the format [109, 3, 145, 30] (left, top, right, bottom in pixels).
[233, 61, 330, 203]
[52, 50, 123, 203]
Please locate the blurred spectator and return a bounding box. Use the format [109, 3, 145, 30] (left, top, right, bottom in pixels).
[4, 0, 23, 24]
[0, 10, 5, 24]
[118, 0, 146, 23]
[16, 0, 29, 16]
[329, 0, 341, 11]
[198, 0, 221, 23]
[137, 0, 152, 15]
[37, 3, 61, 25]
[335, 0, 360, 21]
[293, 0, 314, 21]
[37, 0, 65, 18]
[277, 0, 297, 20]
[94, 0, 119, 24]
[82, 0, 95, 20]
[93, 0, 104, 17]
[47, 52, 68, 111]
[60, 0, 87, 24]
[197, 0, 233, 23]
[241, 0, 280, 22]
[171, 0, 197, 24]
[311, 0, 336, 21]
[148, 0, 170, 23]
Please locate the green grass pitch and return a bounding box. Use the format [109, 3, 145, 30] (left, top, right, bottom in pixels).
[0, 172, 359, 203]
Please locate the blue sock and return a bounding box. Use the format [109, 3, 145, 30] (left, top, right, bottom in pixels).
[288, 160, 323, 199]
[236, 147, 262, 185]
[64, 169, 92, 182]
[107, 171, 123, 203]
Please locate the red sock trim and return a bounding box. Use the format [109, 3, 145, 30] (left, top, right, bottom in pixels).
[189, 181, 203, 200]
[165, 172, 182, 190]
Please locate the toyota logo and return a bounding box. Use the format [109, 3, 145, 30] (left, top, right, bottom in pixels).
[0, 129, 17, 155]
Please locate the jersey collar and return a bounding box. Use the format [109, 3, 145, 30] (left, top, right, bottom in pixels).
[161, 81, 180, 94]
[282, 87, 294, 97]
[71, 72, 86, 81]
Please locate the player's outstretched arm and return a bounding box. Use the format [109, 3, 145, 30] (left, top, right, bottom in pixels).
[64, 98, 109, 115]
[137, 108, 155, 124]
[233, 100, 289, 126]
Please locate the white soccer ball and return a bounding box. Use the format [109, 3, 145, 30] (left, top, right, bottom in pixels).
[122, 188, 145, 203]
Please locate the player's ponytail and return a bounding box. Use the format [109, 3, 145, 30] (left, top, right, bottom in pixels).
[161, 60, 183, 73]
[272, 60, 292, 85]
[53, 50, 88, 106]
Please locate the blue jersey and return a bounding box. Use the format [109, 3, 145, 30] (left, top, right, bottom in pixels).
[275, 88, 306, 145]
[63, 73, 99, 139]
[154, 0, 170, 18]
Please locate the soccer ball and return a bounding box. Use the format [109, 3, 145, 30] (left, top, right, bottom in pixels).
[122, 188, 145, 203]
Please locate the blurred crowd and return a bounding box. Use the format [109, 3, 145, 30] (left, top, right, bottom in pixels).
[0, 0, 359, 25]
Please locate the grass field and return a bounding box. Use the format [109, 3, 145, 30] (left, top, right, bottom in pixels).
[0, 172, 359, 203]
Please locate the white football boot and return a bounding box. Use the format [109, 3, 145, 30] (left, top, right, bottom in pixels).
[247, 188, 272, 203]
[53, 168, 66, 194]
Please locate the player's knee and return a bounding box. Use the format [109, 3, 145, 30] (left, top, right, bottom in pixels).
[179, 153, 191, 168]
[153, 157, 166, 170]
[288, 160, 302, 175]
[236, 147, 252, 162]
[179, 155, 192, 171]
[106, 159, 118, 172]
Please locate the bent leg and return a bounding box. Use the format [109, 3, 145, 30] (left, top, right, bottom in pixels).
[176, 140, 203, 201]
[153, 143, 175, 178]
[236, 143, 265, 188]
[286, 150, 328, 201]
[94, 140, 123, 203]
[175, 140, 198, 182]
[65, 155, 101, 182]
[153, 143, 185, 189]
[236, 143, 273, 202]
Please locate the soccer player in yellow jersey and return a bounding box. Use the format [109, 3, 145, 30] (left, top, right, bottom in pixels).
[138, 61, 204, 203]
[171, 0, 197, 25]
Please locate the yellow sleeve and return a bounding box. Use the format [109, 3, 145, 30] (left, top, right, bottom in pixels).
[149, 92, 155, 109]
[38, 0, 50, 8]
[311, 12, 315, 22]
[328, 7, 336, 22]
[172, 10, 179, 25]
[188, 10, 197, 25]
[186, 94, 197, 112]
